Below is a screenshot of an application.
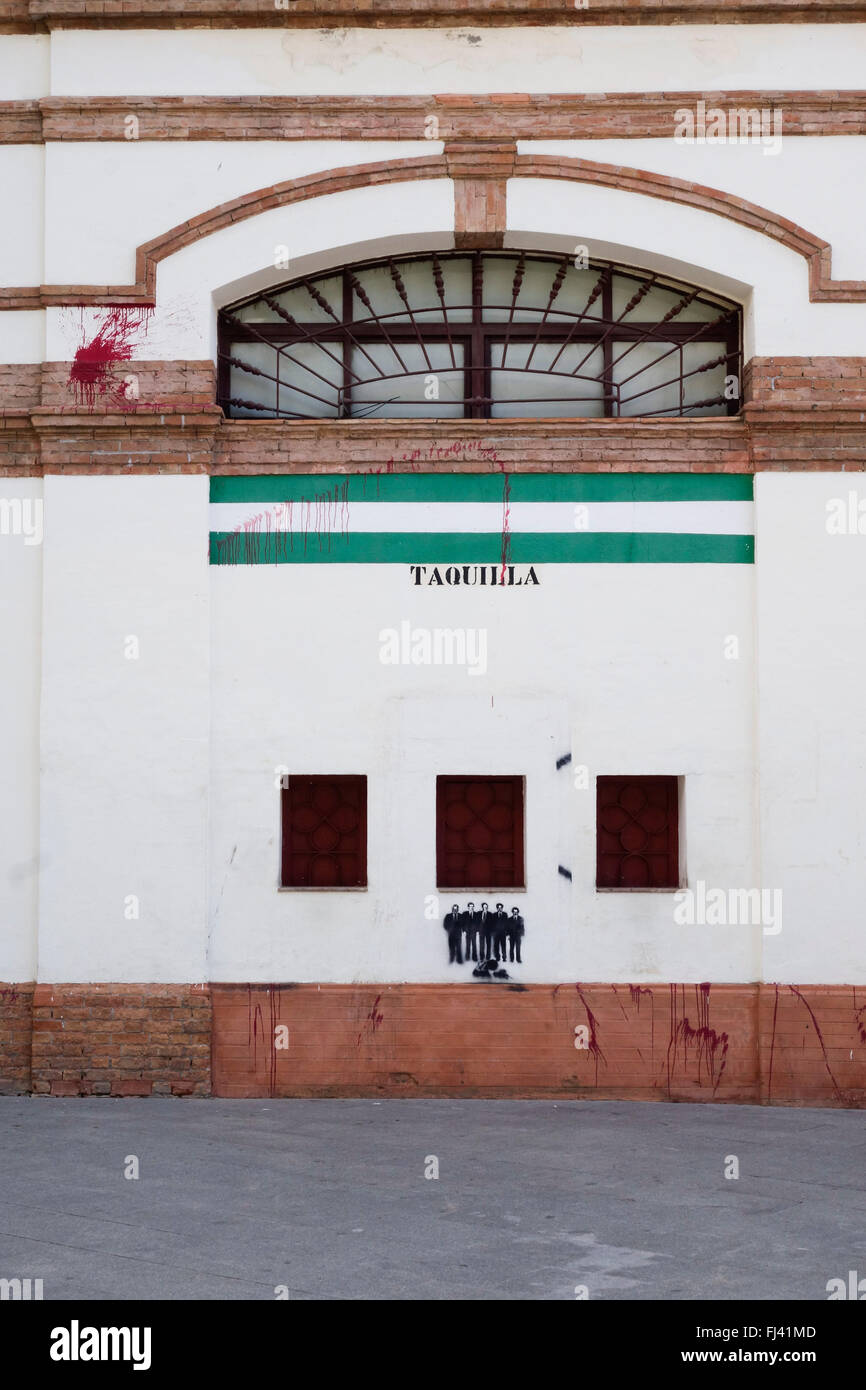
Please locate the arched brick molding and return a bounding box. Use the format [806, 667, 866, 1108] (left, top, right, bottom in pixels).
[1, 150, 865, 307]
[512, 154, 866, 303]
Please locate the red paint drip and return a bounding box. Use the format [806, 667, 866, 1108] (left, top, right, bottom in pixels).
[788, 985, 843, 1101]
[767, 982, 780, 1101]
[499, 472, 512, 583]
[667, 983, 729, 1096]
[67, 307, 152, 409]
[216, 480, 349, 565]
[628, 984, 655, 1056]
[575, 983, 606, 1084]
[355, 993, 385, 1048]
[269, 987, 281, 1098]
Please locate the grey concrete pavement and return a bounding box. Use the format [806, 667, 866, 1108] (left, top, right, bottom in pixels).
[0, 1097, 863, 1300]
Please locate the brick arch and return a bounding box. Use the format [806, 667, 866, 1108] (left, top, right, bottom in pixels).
[5, 154, 451, 310]
[2, 149, 864, 308]
[512, 153, 865, 303]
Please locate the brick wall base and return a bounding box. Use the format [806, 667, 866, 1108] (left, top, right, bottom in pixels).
[213, 983, 866, 1107]
[27, 984, 211, 1097]
[4, 981, 866, 1106]
[0, 982, 35, 1094]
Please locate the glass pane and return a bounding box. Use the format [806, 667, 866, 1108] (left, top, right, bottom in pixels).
[482, 256, 606, 325]
[613, 341, 681, 416]
[351, 258, 472, 324]
[491, 341, 605, 418]
[682, 341, 730, 416]
[235, 275, 343, 325]
[276, 340, 343, 417]
[612, 273, 731, 325]
[614, 340, 729, 417]
[348, 341, 465, 418]
[227, 342, 277, 417]
[229, 340, 343, 418]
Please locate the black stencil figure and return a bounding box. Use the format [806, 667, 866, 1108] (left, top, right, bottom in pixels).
[472, 957, 509, 981]
[478, 901, 492, 958]
[444, 903, 463, 964]
[492, 903, 508, 962]
[508, 906, 525, 963]
[462, 901, 479, 962]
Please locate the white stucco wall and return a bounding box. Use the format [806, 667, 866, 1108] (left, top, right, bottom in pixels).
[7, 473, 865, 988]
[0, 481, 43, 981]
[1, 23, 864, 992]
[36, 476, 210, 983]
[43, 26, 866, 98]
[756, 474, 866, 985]
[41, 141, 441, 288]
[208, 561, 756, 986]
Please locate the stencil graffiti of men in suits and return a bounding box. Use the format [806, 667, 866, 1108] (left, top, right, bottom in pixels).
[478, 902, 492, 958]
[443, 904, 463, 964]
[493, 903, 509, 961]
[508, 906, 525, 963]
[462, 902, 480, 962]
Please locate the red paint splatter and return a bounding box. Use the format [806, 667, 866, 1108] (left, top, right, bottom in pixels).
[788, 985, 843, 1102]
[355, 993, 385, 1048]
[216, 480, 349, 565]
[667, 983, 729, 1096]
[767, 982, 780, 1101]
[628, 984, 655, 1056]
[248, 985, 283, 1096]
[268, 987, 282, 1098]
[499, 472, 512, 583]
[67, 308, 152, 409]
[575, 983, 606, 1083]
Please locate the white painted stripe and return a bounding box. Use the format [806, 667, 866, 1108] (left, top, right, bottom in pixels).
[210, 500, 754, 536]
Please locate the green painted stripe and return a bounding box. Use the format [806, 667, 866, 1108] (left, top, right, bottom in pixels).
[209, 531, 754, 564]
[209, 473, 754, 504]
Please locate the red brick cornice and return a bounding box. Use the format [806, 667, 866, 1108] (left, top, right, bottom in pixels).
[4, 0, 866, 33]
[2, 92, 865, 146]
[2, 150, 864, 309]
[2, 406, 866, 476]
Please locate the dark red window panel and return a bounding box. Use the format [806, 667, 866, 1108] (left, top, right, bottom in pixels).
[281, 775, 367, 888]
[436, 775, 525, 889]
[596, 775, 679, 889]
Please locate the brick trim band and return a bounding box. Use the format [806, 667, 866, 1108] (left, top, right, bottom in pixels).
[2, 152, 864, 309]
[2, 92, 864, 145]
[1, 399, 865, 474]
[5, 0, 866, 34]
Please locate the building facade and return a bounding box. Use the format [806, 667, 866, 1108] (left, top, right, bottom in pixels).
[2, 1, 866, 1104]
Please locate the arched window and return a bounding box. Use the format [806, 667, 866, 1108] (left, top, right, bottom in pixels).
[217, 252, 741, 421]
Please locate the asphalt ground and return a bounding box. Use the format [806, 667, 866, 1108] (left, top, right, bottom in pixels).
[0, 1096, 863, 1301]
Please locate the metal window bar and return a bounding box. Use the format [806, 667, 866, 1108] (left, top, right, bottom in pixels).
[217, 252, 742, 421]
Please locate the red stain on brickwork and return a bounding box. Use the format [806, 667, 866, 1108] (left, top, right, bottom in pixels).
[667, 983, 729, 1096]
[356, 993, 385, 1048]
[628, 984, 655, 1055]
[767, 982, 780, 1101]
[575, 983, 606, 1082]
[788, 984, 843, 1103]
[68, 308, 153, 408]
